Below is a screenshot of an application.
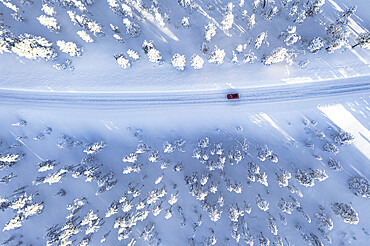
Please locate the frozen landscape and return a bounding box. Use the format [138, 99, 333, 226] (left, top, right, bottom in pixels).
[0, 0, 369, 245]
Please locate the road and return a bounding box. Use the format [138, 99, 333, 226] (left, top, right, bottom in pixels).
[0, 76, 369, 109]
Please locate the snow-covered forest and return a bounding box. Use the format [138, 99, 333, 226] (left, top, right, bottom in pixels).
[0, 0, 369, 69]
[0, 96, 369, 245]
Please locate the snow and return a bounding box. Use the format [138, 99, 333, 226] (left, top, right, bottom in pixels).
[0, 0, 369, 245]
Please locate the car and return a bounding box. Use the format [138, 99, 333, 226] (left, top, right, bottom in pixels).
[227, 93, 240, 100]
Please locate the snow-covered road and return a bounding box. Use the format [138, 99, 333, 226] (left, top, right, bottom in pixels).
[0, 76, 369, 109]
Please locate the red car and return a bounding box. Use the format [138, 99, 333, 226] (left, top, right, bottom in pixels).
[227, 93, 240, 100]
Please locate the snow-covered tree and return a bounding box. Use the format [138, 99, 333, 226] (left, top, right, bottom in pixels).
[0, 153, 22, 170]
[221, 3, 234, 31]
[123, 153, 137, 163]
[191, 54, 204, 69]
[171, 53, 186, 70]
[68, 11, 104, 36]
[348, 177, 369, 198]
[115, 54, 131, 69]
[315, 212, 333, 231]
[327, 158, 342, 171]
[323, 142, 339, 154]
[123, 18, 141, 37]
[208, 205, 222, 222]
[43, 168, 68, 185]
[77, 30, 94, 43]
[84, 141, 106, 154]
[57, 40, 83, 57]
[258, 232, 270, 246]
[182, 17, 190, 28]
[326, 7, 357, 53]
[276, 169, 291, 187]
[42, 4, 56, 16]
[204, 23, 216, 42]
[278, 198, 294, 214]
[263, 47, 296, 65]
[334, 131, 354, 145]
[280, 26, 300, 46]
[37, 159, 57, 172]
[331, 202, 359, 224]
[295, 169, 315, 187]
[308, 37, 325, 53]
[256, 194, 269, 211]
[148, 151, 160, 162]
[147, 48, 162, 63]
[3, 215, 24, 231]
[353, 32, 370, 49]
[255, 32, 268, 49]
[38, 15, 61, 32]
[127, 49, 140, 60]
[208, 46, 225, 64]
[4, 33, 58, 60]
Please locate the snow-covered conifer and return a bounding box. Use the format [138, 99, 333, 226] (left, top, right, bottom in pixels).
[353, 32, 370, 49]
[191, 54, 204, 69]
[147, 48, 162, 63]
[3, 215, 24, 231]
[115, 54, 131, 69]
[221, 3, 234, 31]
[268, 217, 278, 235]
[171, 53, 186, 70]
[315, 212, 333, 231]
[42, 168, 68, 185]
[276, 169, 291, 187]
[208, 205, 222, 222]
[152, 203, 162, 216]
[37, 159, 57, 172]
[84, 141, 106, 154]
[331, 202, 359, 224]
[208, 46, 225, 64]
[334, 131, 354, 145]
[256, 194, 269, 211]
[10, 34, 57, 60]
[182, 17, 190, 28]
[323, 142, 339, 154]
[262, 47, 287, 65]
[295, 169, 315, 187]
[68, 11, 104, 36]
[255, 32, 268, 49]
[204, 23, 216, 42]
[348, 177, 369, 198]
[77, 30, 94, 43]
[123, 153, 137, 163]
[327, 158, 342, 171]
[57, 40, 83, 57]
[42, 4, 56, 16]
[280, 26, 300, 46]
[148, 151, 160, 162]
[308, 37, 325, 53]
[38, 15, 61, 32]
[258, 232, 270, 246]
[127, 49, 140, 60]
[326, 7, 356, 53]
[278, 198, 294, 214]
[123, 18, 141, 37]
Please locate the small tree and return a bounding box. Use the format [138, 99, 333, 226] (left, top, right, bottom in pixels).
[331, 202, 359, 224]
[171, 53, 186, 70]
[352, 32, 370, 49]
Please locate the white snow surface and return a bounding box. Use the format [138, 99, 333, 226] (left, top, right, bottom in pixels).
[0, 0, 369, 245]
